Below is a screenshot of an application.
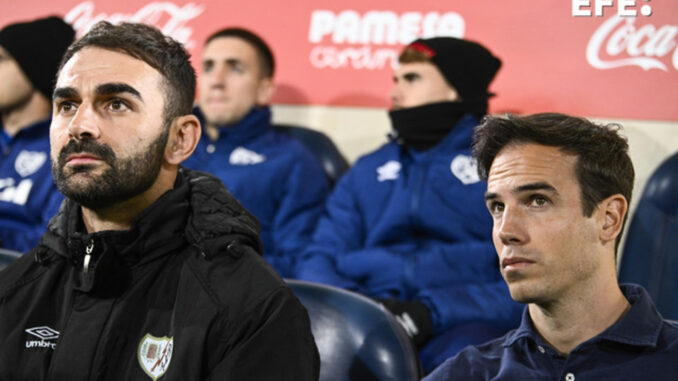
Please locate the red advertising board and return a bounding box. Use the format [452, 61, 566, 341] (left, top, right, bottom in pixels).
[2, 0, 677, 120]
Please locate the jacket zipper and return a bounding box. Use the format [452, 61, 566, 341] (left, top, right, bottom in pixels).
[83, 239, 94, 273]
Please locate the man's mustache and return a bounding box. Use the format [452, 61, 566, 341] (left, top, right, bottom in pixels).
[57, 139, 117, 167]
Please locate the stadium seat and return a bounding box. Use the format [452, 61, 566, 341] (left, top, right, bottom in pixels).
[619, 151, 678, 319]
[0, 248, 21, 270]
[275, 125, 349, 185]
[286, 279, 421, 381]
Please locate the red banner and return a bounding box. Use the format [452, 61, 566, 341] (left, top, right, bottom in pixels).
[2, 0, 677, 120]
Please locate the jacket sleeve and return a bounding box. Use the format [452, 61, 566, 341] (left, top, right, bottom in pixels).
[270, 156, 330, 277]
[5, 181, 63, 254]
[294, 170, 365, 291]
[414, 240, 524, 333]
[206, 286, 320, 380]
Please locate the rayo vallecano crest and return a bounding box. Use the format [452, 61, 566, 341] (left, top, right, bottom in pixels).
[137, 333, 173, 380]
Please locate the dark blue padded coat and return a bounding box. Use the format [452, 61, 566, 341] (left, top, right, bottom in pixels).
[296, 114, 522, 366]
[183, 107, 330, 277]
[0, 118, 63, 253]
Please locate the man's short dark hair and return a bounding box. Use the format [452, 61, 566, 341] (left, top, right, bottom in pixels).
[473, 113, 635, 253]
[205, 27, 275, 78]
[58, 21, 196, 128]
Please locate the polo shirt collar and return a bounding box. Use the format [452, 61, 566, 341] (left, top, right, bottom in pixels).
[502, 284, 663, 349]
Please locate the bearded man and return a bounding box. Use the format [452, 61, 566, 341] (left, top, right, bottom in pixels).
[0, 21, 319, 380]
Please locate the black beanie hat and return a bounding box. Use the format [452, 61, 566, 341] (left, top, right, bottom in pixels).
[404, 37, 501, 101]
[0, 16, 75, 100]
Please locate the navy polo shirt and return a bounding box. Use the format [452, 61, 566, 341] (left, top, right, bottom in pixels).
[425, 284, 678, 380]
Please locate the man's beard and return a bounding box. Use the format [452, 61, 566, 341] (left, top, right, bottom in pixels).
[51, 127, 170, 210]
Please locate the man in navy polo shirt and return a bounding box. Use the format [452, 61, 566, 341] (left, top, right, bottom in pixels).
[425, 113, 678, 380]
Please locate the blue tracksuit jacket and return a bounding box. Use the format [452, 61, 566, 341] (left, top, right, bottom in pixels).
[0, 118, 63, 253]
[296, 114, 522, 369]
[183, 106, 330, 277]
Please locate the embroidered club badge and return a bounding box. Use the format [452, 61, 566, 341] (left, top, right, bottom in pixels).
[15, 150, 46, 178]
[137, 334, 173, 380]
[450, 154, 480, 185]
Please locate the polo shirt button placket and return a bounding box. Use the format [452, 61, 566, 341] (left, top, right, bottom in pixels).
[565, 372, 575, 381]
[206, 144, 216, 154]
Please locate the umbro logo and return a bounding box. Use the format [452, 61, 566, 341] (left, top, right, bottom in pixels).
[25, 326, 59, 350]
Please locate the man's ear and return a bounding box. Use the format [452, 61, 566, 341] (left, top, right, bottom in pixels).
[165, 114, 201, 165]
[598, 194, 628, 245]
[256, 77, 275, 105]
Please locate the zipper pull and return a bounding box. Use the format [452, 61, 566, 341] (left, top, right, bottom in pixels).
[83, 239, 94, 274]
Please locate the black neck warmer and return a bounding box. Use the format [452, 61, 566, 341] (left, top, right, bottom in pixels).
[388, 100, 487, 151]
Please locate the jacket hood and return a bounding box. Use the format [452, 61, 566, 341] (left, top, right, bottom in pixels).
[181, 168, 262, 257]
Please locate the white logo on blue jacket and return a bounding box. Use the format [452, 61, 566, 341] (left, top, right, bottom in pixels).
[229, 147, 266, 165]
[450, 154, 480, 185]
[377, 160, 401, 182]
[0, 178, 32, 205]
[15, 150, 47, 177]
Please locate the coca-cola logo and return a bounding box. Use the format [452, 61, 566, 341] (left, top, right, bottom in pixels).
[587, 14, 678, 71]
[307, 9, 465, 70]
[64, 1, 205, 49]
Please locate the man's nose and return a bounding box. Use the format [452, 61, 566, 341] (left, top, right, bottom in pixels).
[67, 103, 101, 140]
[206, 66, 227, 89]
[496, 206, 529, 246]
[389, 85, 402, 109]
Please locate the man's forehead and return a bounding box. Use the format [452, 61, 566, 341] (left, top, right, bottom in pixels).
[488, 143, 578, 188]
[57, 46, 161, 89]
[394, 61, 437, 75]
[203, 37, 257, 59]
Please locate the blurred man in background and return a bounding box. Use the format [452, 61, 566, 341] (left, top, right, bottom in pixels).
[183, 27, 329, 277]
[0, 16, 73, 253]
[296, 37, 522, 372]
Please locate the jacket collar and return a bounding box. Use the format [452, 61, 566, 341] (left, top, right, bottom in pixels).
[405, 113, 478, 161]
[41, 172, 191, 267]
[38, 168, 261, 288]
[503, 284, 664, 349]
[194, 106, 272, 146]
[0, 116, 51, 150]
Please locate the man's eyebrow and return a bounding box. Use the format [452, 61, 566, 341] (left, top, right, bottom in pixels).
[485, 192, 499, 201]
[485, 182, 557, 201]
[515, 182, 557, 194]
[95, 83, 143, 102]
[53, 87, 79, 100]
[225, 58, 243, 66]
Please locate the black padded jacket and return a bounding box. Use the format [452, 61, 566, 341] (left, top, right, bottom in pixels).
[0, 168, 320, 380]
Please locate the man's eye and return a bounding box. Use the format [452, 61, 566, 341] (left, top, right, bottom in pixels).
[488, 202, 504, 215]
[529, 195, 548, 207]
[403, 73, 420, 83]
[56, 101, 76, 113]
[108, 99, 129, 111]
